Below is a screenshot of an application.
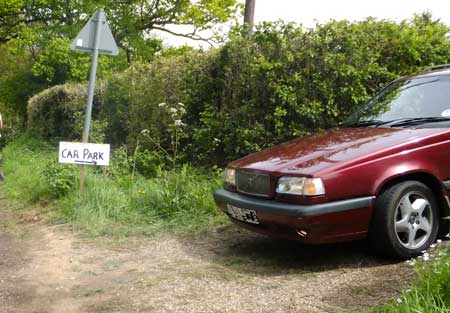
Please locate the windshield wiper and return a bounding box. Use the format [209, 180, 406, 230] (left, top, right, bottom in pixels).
[342, 119, 387, 127]
[388, 117, 450, 127]
[342, 119, 409, 128]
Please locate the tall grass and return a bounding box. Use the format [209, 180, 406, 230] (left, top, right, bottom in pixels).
[1, 135, 228, 235]
[377, 249, 450, 313]
[1, 135, 54, 203]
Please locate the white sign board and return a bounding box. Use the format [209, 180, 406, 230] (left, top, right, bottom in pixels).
[59, 142, 110, 166]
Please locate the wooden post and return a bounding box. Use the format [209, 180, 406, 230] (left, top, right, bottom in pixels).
[244, 0, 256, 25]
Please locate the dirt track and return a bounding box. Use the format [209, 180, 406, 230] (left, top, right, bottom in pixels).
[0, 197, 415, 313]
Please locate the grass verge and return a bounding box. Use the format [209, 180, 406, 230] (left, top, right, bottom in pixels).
[377, 247, 450, 313]
[1, 135, 228, 237]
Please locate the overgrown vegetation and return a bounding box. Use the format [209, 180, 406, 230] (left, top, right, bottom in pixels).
[378, 248, 450, 313]
[25, 15, 450, 165]
[27, 83, 100, 141]
[2, 10, 450, 312]
[0, 0, 241, 125]
[1, 135, 226, 236]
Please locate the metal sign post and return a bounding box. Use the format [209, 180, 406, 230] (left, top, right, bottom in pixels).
[70, 8, 119, 192]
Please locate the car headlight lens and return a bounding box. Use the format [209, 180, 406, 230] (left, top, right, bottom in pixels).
[276, 177, 326, 196]
[224, 168, 236, 186]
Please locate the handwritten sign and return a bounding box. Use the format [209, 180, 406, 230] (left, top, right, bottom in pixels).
[59, 142, 110, 166]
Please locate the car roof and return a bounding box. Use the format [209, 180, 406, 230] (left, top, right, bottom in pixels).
[381, 68, 450, 91]
[409, 69, 450, 78]
[411, 67, 450, 79]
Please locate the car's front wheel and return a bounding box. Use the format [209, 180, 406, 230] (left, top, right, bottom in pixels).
[369, 181, 439, 258]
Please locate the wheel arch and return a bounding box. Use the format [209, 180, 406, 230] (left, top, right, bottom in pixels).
[375, 172, 450, 220]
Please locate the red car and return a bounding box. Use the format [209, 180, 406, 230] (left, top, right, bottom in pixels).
[214, 65, 450, 258]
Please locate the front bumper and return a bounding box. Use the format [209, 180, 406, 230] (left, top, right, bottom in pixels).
[214, 189, 375, 243]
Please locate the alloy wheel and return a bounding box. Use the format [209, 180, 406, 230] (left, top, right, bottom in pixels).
[394, 192, 433, 250]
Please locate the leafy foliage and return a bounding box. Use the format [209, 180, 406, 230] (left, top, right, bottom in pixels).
[27, 83, 105, 141]
[0, 0, 241, 78]
[43, 161, 77, 199]
[2, 135, 226, 235]
[25, 15, 450, 167]
[101, 15, 450, 165]
[0, 43, 42, 121]
[0, 0, 240, 122]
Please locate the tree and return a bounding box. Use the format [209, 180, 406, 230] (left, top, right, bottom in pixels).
[244, 0, 255, 25]
[1, 0, 241, 63]
[0, 0, 241, 120]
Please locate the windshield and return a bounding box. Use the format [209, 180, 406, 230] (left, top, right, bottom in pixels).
[348, 75, 450, 124]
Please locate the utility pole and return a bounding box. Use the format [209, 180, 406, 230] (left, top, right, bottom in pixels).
[244, 0, 255, 25]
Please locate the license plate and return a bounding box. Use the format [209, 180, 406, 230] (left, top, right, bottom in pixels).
[226, 204, 260, 224]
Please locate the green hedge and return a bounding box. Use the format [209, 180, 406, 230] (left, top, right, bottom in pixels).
[27, 83, 104, 141]
[27, 14, 450, 166]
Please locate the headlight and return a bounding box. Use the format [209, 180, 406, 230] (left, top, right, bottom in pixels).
[224, 168, 236, 186]
[276, 177, 325, 196]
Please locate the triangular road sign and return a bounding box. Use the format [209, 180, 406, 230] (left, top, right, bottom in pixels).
[70, 9, 119, 56]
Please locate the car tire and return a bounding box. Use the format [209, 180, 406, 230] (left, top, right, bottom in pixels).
[437, 218, 450, 239]
[369, 181, 439, 258]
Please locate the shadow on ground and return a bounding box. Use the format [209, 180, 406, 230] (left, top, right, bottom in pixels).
[179, 223, 399, 277]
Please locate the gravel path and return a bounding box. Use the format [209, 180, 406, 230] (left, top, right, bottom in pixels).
[0, 198, 415, 313]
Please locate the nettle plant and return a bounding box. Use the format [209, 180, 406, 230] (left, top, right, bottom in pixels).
[140, 102, 187, 168]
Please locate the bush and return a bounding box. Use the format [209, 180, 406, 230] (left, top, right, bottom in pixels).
[187, 16, 450, 164]
[27, 83, 105, 141]
[101, 57, 192, 154]
[0, 123, 22, 149]
[133, 148, 165, 177]
[42, 160, 77, 199]
[26, 14, 450, 168]
[100, 14, 450, 166]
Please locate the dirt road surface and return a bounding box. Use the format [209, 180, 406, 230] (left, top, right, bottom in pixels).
[0, 198, 415, 313]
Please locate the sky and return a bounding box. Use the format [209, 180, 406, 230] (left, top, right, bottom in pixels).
[155, 0, 450, 46]
[254, 0, 450, 27]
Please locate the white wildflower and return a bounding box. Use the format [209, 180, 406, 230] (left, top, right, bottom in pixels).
[178, 102, 185, 107]
[397, 298, 402, 304]
[169, 108, 178, 114]
[174, 120, 185, 127]
[158, 102, 166, 107]
[437, 239, 442, 243]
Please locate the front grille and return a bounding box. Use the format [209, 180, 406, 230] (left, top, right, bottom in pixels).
[236, 171, 271, 197]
